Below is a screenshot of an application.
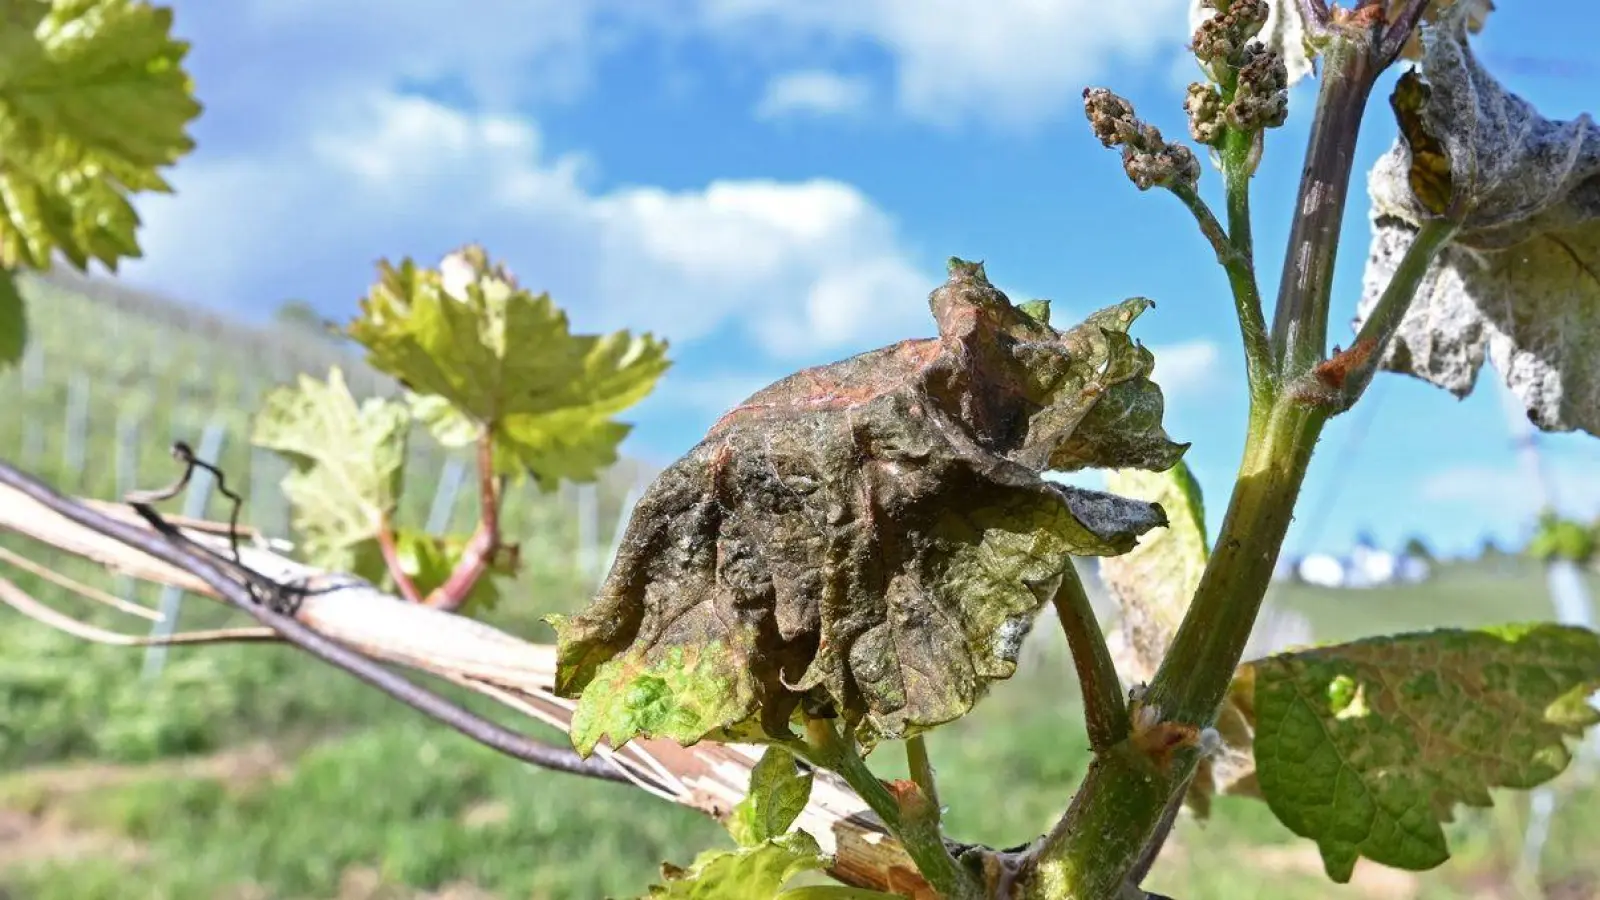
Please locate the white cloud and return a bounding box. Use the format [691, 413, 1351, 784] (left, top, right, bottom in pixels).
[1150, 339, 1223, 397]
[661, 372, 785, 416]
[125, 92, 932, 359]
[192, 0, 1191, 130]
[698, 0, 1192, 127]
[1420, 463, 1600, 522]
[755, 70, 871, 120]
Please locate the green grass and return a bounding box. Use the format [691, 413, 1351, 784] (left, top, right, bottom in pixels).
[6, 566, 1600, 899]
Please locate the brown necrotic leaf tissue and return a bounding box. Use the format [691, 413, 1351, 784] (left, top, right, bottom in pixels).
[552, 259, 1187, 754]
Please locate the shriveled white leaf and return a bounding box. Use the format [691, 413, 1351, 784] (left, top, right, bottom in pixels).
[1355, 5, 1600, 434]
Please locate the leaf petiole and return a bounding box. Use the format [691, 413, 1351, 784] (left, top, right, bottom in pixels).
[904, 734, 941, 815]
[803, 719, 981, 899]
[1335, 217, 1459, 410]
[1051, 561, 1131, 752]
[1167, 180, 1273, 405]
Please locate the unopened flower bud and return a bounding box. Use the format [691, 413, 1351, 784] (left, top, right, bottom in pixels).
[1084, 87, 1139, 148]
[1124, 141, 1200, 192]
[1083, 87, 1201, 191]
[1191, 0, 1270, 76]
[1185, 82, 1226, 145]
[1227, 41, 1289, 131]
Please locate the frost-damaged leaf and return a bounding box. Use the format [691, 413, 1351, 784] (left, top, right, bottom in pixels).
[0, 0, 200, 271]
[728, 747, 813, 848]
[1241, 623, 1600, 882]
[1355, 6, 1600, 434]
[251, 367, 410, 580]
[1099, 462, 1254, 816]
[637, 831, 829, 899]
[391, 529, 515, 613]
[554, 258, 1184, 754]
[347, 245, 670, 490]
[0, 268, 23, 369]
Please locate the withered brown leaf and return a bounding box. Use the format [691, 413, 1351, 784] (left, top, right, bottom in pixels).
[553, 259, 1188, 754]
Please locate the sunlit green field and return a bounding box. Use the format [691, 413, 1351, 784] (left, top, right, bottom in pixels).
[2, 557, 1596, 900]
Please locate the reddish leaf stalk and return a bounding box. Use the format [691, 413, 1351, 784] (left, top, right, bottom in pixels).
[424, 429, 507, 611]
[377, 516, 424, 604]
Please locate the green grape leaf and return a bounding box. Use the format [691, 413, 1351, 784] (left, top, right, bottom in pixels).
[346, 245, 670, 490]
[1527, 513, 1598, 566]
[1241, 623, 1600, 882]
[554, 259, 1184, 754]
[0, 0, 201, 271]
[728, 746, 813, 848]
[0, 268, 23, 369]
[639, 831, 829, 899]
[1355, 5, 1600, 435]
[390, 529, 516, 613]
[250, 367, 410, 580]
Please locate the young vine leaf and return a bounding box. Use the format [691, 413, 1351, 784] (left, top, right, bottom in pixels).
[728, 747, 813, 848]
[346, 246, 670, 491]
[553, 258, 1184, 755]
[636, 831, 830, 899]
[1101, 461, 1257, 816]
[390, 529, 517, 613]
[0, 269, 23, 370]
[1356, 5, 1600, 435]
[1527, 513, 1599, 566]
[251, 367, 410, 581]
[1240, 623, 1600, 882]
[0, 0, 200, 271]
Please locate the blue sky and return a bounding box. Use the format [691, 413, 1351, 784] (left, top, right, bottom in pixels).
[120, 0, 1600, 560]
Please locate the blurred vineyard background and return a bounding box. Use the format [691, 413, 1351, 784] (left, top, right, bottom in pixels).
[3, 273, 1600, 900]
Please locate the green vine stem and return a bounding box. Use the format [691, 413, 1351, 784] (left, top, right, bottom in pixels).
[804, 719, 982, 899]
[1219, 128, 1274, 409]
[1017, 18, 1405, 897]
[1267, 26, 1382, 377]
[1020, 401, 1321, 900]
[1167, 182, 1273, 405]
[1050, 562, 1131, 752]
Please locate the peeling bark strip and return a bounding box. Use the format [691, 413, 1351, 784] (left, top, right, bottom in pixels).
[553, 259, 1187, 754]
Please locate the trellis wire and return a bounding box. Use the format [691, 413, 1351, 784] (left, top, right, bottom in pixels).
[425, 456, 469, 534]
[114, 409, 144, 610]
[62, 372, 91, 485]
[141, 421, 227, 680]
